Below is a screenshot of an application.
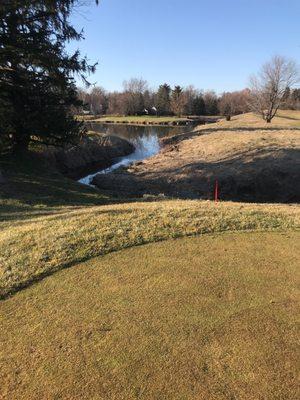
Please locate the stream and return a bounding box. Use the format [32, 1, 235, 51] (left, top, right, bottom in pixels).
[79, 123, 192, 185]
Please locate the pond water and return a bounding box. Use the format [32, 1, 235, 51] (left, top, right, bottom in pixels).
[79, 123, 192, 185]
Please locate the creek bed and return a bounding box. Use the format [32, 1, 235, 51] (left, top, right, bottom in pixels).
[79, 123, 192, 185]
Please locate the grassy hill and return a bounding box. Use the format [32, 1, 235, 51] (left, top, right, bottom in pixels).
[91, 111, 300, 202]
[0, 111, 299, 399]
[0, 153, 299, 299]
[226, 109, 300, 127]
[199, 109, 300, 128]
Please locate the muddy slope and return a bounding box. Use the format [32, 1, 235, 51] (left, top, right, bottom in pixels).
[44, 134, 134, 179]
[92, 127, 300, 203]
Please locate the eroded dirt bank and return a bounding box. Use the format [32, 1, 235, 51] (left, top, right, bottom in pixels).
[43, 134, 135, 179]
[92, 124, 300, 203]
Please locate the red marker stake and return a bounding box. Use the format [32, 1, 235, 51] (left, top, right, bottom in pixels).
[214, 180, 219, 203]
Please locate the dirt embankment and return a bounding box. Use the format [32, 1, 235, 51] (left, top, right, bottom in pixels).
[43, 134, 134, 179]
[92, 123, 300, 203]
[0, 170, 6, 184]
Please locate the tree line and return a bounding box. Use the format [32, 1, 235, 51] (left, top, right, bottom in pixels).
[77, 81, 250, 118]
[78, 77, 300, 121]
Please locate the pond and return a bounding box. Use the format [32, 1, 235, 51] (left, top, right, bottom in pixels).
[79, 123, 193, 185]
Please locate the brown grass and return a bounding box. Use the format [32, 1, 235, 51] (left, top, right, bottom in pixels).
[77, 115, 192, 124]
[1, 199, 299, 299]
[194, 110, 300, 129]
[1, 232, 299, 399]
[1, 111, 300, 399]
[94, 112, 300, 201]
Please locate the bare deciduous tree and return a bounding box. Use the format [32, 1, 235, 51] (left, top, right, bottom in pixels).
[182, 85, 198, 115]
[249, 55, 300, 122]
[203, 91, 219, 115]
[219, 92, 236, 121]
[122, 78, 149, 115]
[89, 86, 108, 115]
[77, 88, 90, 112]
[219, 89, 251, 120]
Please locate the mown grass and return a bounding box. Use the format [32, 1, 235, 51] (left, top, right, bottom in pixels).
[80, 115, 192, 124]
[0, 112, 300, 398]
[0, 148, 299, 299]
[0, 197, 299, 298]
[1, 232, 299, 399]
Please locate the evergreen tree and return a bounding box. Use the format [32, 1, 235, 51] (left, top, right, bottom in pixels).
[170, 85, 186, 116]
[192, 95, 206, 116]
[155, 84, 171, 115]
[203, 91, 219, 115]
[0, 0, 97, 153]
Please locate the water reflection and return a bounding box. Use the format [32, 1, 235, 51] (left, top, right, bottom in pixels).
[79, 123, 191, 185]
[88, 123, 191, 140]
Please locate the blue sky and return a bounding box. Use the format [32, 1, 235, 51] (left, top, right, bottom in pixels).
[70, 0, 300, 93]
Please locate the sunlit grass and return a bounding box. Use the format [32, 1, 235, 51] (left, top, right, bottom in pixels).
[1, 231, 299, 399]
[193, 111, 300, 130]
[0, 111, 300, 398]
[1, 198, 299, 299]
[80, 115, 193, 124]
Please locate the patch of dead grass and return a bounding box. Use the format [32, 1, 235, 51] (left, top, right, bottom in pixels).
[0, 232, 299, 399]
[0, 199, 299, 298]
[195, 111, 300, 130]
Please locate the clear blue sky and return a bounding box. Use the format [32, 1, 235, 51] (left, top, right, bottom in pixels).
[70, 0, 300, 93]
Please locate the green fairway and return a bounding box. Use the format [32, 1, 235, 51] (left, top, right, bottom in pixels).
[78, 115, 193, 124]
[0, 232, 299, 399]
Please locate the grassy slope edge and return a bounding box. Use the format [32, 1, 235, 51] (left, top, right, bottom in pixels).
[0, 111, 300, 298]
[0, 111, 300, 399]
[0, 156, 299, 298]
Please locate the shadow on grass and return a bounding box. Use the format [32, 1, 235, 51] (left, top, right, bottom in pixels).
[162, 125, 300, 148]
[0, 152, 123, 221]
[198, 126, 300, 133]
[0, 152, 163, 222]
[276, 114, 300, 121]
[92, 148, 300, 204]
